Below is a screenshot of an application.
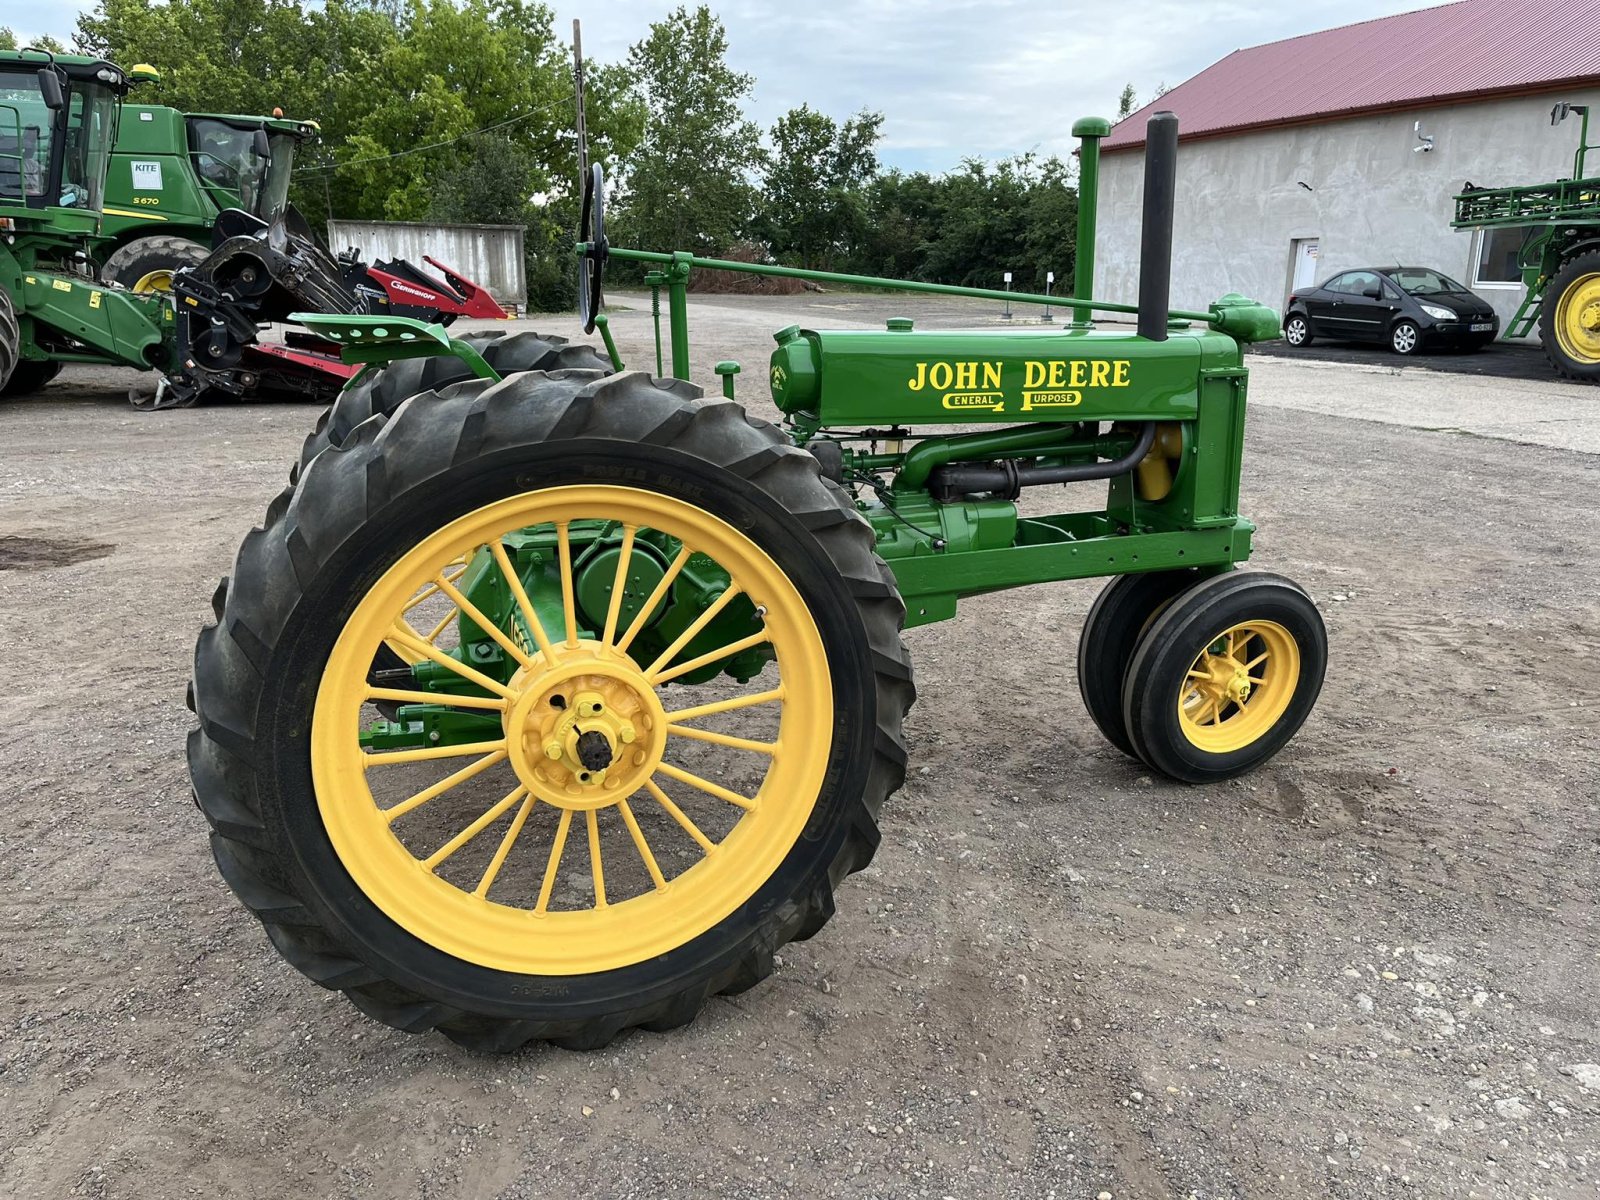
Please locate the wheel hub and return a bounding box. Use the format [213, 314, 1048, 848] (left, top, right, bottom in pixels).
[1195, 651, 1252, 708]
[505, 651, 665, 811]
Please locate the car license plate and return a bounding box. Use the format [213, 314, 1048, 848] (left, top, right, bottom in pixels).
[1470, 322, 1494, 332]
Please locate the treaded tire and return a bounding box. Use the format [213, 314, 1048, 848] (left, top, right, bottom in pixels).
[101, 234, 210, 290]
[2, 360, 63, 396]
[1539, 251, 1600, 383]
[296, 330, 612, 472]
[1077, 568, 1224, 758]
[1121, 572, 1326, 784]
[0, 289, 18, 392]
[190, 369, 914, 1051]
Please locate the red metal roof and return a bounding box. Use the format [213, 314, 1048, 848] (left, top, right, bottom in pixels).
[1102, 0, 1600, 151]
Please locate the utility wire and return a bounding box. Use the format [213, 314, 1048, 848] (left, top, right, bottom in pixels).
[296, 94, 575, 176]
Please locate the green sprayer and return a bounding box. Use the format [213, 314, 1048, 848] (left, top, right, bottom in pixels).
[1453, 101, 1600, 380]
[189, 111, 1329, 1052]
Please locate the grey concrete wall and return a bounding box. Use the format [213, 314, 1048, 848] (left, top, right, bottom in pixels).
[328, 220, 526, 309]
[1094, 90, 1600, 340]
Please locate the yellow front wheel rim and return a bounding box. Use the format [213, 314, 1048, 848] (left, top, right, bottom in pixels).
[311, 485, 833, 976]
[1177, 620, 1299, 754]
[130, 268, 176, 294]
[1555, 272, 1600, 364]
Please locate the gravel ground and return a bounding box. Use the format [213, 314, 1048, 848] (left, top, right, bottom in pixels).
[2, 291, 1597, 1199]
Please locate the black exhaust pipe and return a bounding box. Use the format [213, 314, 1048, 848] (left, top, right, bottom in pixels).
[1138, 111, 1179, 342]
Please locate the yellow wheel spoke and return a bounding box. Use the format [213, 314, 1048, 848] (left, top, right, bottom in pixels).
[489, 540, 555, 659]
[366, 687, 507, 713]
[558, 521, 578, 647]
[665, 723, 776, 755]
[422, 609, 456, 645]
[644, 584, 743, 678]
[1243, 651, 1269, 670]
[656, 761, 756, 811]
[423, 785, 528, 872]
[600, 525, 638, 647]
[388, 623, 516, 699]
[617, 799, 668, 891]
[644, 778, 718, 856]
[1186, 668, 1209, 681]
[663, 686, 784, 725]
[586, 809, 607, 908]
[384, 750, 508, 824]
[651, 629, 770, 686]
[534, 808, 574, 915]
[616, 545, 692, 654]
[434, 571, 537, 671]
[402, 565, 467, 614]
[1248, 674, 1265, 685]
[474, 792, 536, 898]
[364, 738, 507, 768]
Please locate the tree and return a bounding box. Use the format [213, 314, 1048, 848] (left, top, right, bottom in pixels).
[615, 5, 762, 256]
[758, 104, 882, 269]
[1117, 83, 1138, 120]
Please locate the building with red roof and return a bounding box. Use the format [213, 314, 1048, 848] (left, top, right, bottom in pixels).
[1093, 0, 1600, 338]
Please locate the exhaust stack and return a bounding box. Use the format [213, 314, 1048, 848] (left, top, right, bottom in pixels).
[1137, 111, 1179, 342]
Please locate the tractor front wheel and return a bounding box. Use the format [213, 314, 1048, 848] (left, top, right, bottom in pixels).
[101, 235, 210, 294]
[1540, 251, 1600, 382]
[1077, 569, 1222, 758]
[1122, 572, 1326, 783]
[0, 288, 19, 393]
[190, 370, 913, 1051]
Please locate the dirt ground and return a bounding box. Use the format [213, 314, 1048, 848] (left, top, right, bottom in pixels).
[2, 291, 1597, 1200]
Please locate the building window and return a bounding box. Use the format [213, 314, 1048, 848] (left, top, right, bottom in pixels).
[1472, 226, 1532, 288]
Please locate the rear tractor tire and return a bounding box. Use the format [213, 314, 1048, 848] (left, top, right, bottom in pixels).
[1121, 572, 1327, 783]
[189, 369, 914, 1051]
[296, 329, 614, 472]
[1540, 251, 1600, 382]
[101, 234, 211, 294]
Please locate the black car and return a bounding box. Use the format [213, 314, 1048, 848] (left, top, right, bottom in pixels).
[1283, 266, 1500, 355]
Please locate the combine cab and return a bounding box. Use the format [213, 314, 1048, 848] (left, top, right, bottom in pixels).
[1452, 101, 1600, 381]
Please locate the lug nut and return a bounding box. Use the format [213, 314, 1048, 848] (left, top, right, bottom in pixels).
[544, 741, 563, 760]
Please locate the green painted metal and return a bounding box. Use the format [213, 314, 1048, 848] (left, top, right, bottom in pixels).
[713, 360, 740, 398]
[99, 105, 318, 253]
[359, 113, 1293, 753]
[1451, 103, 1600, 344]
[1071, 116, 1110, 316]
[593, 312, 624, 370]
[289, 313, 501, 380]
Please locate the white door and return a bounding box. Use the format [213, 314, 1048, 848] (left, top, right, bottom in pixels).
[1291, 239, 1320, 292]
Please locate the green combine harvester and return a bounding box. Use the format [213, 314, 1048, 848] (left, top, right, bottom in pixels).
[97, 99, 319, 292]
[0, 49, 513, 406]
[189, 110, 1331, 1052]
[1453, 101, 1600, 381]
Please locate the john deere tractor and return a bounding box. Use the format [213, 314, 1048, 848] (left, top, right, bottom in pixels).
[189, 111, 1329, 1052]
[1453, 101, 1600, 381]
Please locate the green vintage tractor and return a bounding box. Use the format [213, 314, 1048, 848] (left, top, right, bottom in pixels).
[97, 98, 319, 293]
[189, 112, 1329, 1051]
[1453, 101, 1600, 381]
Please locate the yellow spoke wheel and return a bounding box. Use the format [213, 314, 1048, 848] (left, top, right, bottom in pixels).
[313, 486, 833, 976]
[130, 268, 176, 294]
[1176, 621, 1299, 754]
[1122, 572, 1326, 783]
[190, 367, 911, 1051]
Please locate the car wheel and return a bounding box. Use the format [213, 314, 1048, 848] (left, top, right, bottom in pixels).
[1283, 315, 1312, 347]
[1390, 320, 1421, 355]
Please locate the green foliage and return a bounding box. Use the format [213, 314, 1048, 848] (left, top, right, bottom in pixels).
[71, 0, 1079, 308]
[612, 5, 762, 259]
[757, 105, 881, 270]
[1117, 83, 1138, 120]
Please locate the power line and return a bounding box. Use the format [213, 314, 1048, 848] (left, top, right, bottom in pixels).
[297, 95, 575, 176]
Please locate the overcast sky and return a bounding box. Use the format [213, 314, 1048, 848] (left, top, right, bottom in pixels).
[5, 0, 1456, 172]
